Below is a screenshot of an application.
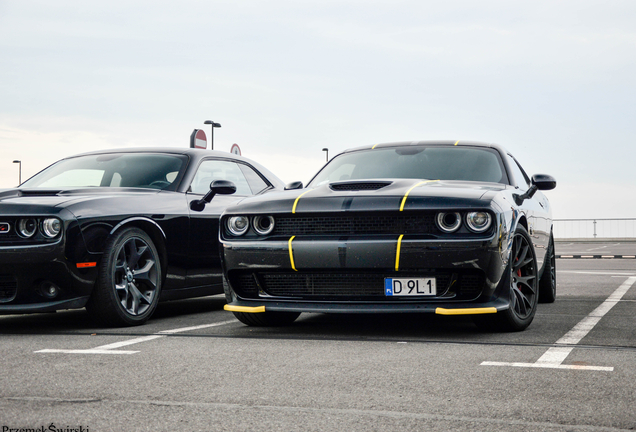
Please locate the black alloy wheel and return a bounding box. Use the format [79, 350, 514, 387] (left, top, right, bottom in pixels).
[538, 233, 557, 303]
[87, 227, 162, 326]
[474, 225, 538, 332]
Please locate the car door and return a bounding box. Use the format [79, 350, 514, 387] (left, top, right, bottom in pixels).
[185, 158, 271, 290]
[506, 153, 550, 267]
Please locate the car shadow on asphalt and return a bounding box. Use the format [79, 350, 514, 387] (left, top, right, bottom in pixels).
[0, 295, 228, 333]
[230, 312, 485, 341]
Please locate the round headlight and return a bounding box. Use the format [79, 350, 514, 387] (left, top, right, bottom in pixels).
[436, 212, 461, 233]
[252, 215, 275, 236]
[42, 218, 62, 238]
[17, 218, 38, 238]
[227, 216, 250, 236]
[466, 212, 492, 233]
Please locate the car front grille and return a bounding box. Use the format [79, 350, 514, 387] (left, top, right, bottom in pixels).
[0, 274, 17, 303]
[273, 212, 436, 236]
[229, 271, 484, 301]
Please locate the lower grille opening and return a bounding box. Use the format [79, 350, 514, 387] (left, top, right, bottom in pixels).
[229, 271, 484, 301]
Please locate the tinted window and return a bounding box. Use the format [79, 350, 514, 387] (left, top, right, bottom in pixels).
[238, 164, 270, 194]
[190, 160, 252, 195]
[21, 154, 187, 190]
[506, 154, 530, 189]
[309, 146, 508, 186]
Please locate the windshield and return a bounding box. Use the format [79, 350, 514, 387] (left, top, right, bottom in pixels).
[21, 153, 188, 190]
[309, 145, 509, 187]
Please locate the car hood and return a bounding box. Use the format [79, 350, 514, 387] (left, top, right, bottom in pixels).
[225, 179, 510, 214]
[0, 187, 161, 212]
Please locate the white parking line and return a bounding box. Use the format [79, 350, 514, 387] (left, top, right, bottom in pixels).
[482, 276, 636, 372]
[559, 271, 636, 276]
[35, 320, 236, 355]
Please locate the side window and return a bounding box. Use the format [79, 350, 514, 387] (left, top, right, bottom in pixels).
[238, 164, 270, 194]
[506, 154, 531, 189]
[190, 160, 252, 196]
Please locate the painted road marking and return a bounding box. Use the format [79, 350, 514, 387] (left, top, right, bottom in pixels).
[559, 271, 636, 276]
[482, 276, 636, 372]
[35, 320, 236, 355]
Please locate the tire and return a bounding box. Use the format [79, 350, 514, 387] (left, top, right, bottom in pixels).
[538, 233, 556, 303]
[232, 311, 301, 327]
[86, 227, 162, 327]
[474, 225, 538, 332]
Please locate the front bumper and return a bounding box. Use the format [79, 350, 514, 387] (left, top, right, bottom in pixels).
[224, 299, 507, 314]
[222, 234, 510, 311]
[0, 243, 97, 314]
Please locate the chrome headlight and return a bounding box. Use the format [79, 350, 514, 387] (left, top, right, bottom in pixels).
[42, 218, 62, 238]
[466, 211, 492, 233]
[252, 215, 275, 236]
[17, 218, 38, 238]
[227, 216, 250, 236]
[436, 212, 462, 233]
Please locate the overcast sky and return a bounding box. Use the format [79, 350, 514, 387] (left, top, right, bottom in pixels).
[1, 0, 635, 219]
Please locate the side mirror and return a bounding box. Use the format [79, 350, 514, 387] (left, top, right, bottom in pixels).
[513, 174, 556, 205]
[285, 181, 303, 190]
[532, 174, 556, 191]
[190, 180, 236, 212]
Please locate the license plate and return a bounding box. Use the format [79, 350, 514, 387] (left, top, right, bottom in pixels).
[385, 277, 436, 296]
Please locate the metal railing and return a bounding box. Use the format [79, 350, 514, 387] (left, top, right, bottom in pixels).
[553, 218, 636, 240]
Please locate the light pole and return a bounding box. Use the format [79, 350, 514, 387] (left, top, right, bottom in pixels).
[12, 160, 21, 185]
[322, 148, 328, 162]
[203, 120, 221, 150]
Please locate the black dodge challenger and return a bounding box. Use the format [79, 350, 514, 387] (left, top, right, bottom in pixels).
[221, 141, 556, 331]
[0, 148, 284, 326]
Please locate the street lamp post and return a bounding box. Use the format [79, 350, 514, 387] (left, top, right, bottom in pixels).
[203, 120, 222, 150]
[322, 148, 329, 162]
[12, 160, 21, 185]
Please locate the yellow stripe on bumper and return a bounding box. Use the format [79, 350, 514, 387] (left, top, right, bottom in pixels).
[288, 236, 297, 271]
[224, 305, 266, 313]
[435, 307, 497, 315]
[395, 234, 404, 271]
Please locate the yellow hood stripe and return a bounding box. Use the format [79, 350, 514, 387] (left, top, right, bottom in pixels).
[292, 190, 311, 214]
[399, 180, 439, 211]
[288, 236, 297, 271]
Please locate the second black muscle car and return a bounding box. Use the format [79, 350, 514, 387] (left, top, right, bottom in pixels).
[0, 148, 284, 326]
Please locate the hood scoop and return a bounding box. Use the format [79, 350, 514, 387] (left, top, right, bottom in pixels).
[16, 189, 62, 197]
[329, 181, 393, 191]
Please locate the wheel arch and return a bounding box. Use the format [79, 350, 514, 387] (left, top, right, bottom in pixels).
[108, 217, 168, 280]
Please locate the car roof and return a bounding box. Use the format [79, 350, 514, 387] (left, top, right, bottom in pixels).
[51, 147, 286, 190]
[341, 140, 509, 155]
[63, 147, 246, 163]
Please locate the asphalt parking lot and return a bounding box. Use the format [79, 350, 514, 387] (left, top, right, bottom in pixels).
[1, 241, 635, 431]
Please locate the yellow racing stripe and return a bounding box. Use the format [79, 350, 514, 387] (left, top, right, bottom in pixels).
[292, 190, 311, 214]
[435, 307, 497, 315]
[399, 180, 439, 211]
[224, 305, 266, 313]
[454, 140, 459, 146]
[372, 144, 379, 149]
[395, 234, 404, 271]
[288, 236, 297, 271]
